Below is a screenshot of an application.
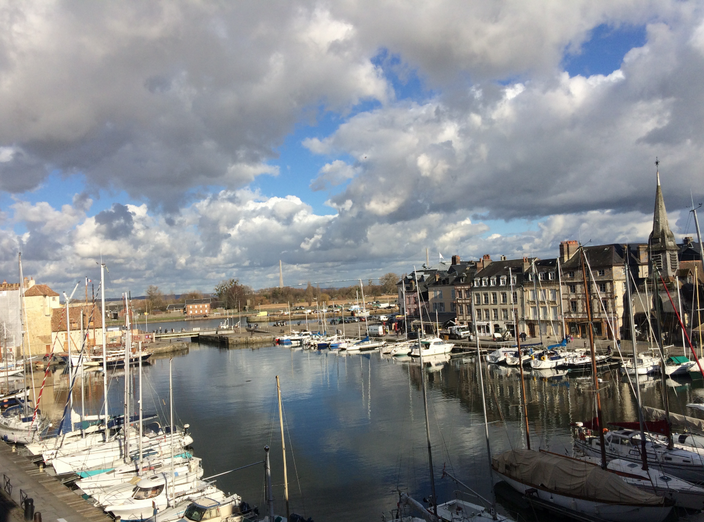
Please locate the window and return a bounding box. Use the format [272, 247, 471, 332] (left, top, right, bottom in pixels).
[433, 302, 445, 312]
[598, 282, 607, 293]
[484, 310, 490, 321]
[569, 284, 576, 293]
[500, 276, 507, 286]
[540, 306, 547, 319]
[502, 309, 509, 320]
[540, 289, 547, 301]
[490, 277, 496, 286]
[493, 309, 499, 320]
[548, 272, 555, 280]
[538, 272, 544, 281]
[511, 276, 517, 285]
[568, 271, 575, 278]
[597, 269, 605, 276]
[529, 290, 536, 301]
[602, 299, 609, 313]
[482, 278, 488, 287]
[570, 301, 578, 313]
[512, 292, 518, 304]
[474, 278, 480, 287]
[451, 303, 456, 312]
[451, 288, 455, 299]
[492, 292, 498, 304]
[551, 306, 558, 320]
[475, 294, 481, 305]
[531, 306, 537, 319]
[501, 292, 508, 304]
[483, 293, 489, 304]
[435, 290, 443, 299]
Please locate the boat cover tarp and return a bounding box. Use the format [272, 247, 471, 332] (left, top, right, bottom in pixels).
[492, 449, 665, 505]
[643, 405, 704, 433]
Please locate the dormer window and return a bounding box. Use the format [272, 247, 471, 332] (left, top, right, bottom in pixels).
[538, 272, 544, 281]
[490, 277, 496, 286]
[474, 278, 480, 287]
[548, 272, 555, 280]
[568, 271, 575, 278]
[500, 276, 507, 286]
[482, 278, 488, 287]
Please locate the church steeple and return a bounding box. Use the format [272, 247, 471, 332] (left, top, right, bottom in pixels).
[648, 159, 679, 279]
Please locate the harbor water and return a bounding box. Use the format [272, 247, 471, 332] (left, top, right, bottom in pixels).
[11, 342, 704, 521]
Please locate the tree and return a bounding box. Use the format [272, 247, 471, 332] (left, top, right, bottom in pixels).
[181, 290, 204, 302]
[214, 279, 251, 310]
[146, 285, 165, 312]
[380, 273, 400, 295]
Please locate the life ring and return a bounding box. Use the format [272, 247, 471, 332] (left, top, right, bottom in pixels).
[541, 356, 547, 361]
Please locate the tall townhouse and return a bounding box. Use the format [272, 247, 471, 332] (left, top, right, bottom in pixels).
[560, 241, 628, 340]
[523, 258, 564, 340]
[472, 256, 528, 338]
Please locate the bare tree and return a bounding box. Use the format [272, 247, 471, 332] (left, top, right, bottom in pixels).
[380, 273, 400, 295]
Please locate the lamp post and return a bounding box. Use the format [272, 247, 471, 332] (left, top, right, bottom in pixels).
[145, 313, 149, 339]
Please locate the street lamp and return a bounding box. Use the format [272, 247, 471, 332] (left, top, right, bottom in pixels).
[145, 312, 149, 338]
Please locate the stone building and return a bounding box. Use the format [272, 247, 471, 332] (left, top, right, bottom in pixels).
[472, 256, 528, 338]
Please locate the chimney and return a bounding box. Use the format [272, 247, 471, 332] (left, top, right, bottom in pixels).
[477, 254, 492, 271]
[500, 255, 506, 261]
[560, 240, 579, 262]
[451, 255, 461, 265]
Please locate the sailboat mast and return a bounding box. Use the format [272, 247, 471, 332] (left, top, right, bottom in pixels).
[509, 268, 530, 450]
[531, 260, 544, 345]
[556, 258, 567, 341]
[472, 304, 499, 518]
[414, 268, 437, 517]
[580, 248, 607, 469]
[652, 265, 674, 450]
[265, 446, 275, 520]
[100, 263, 108, 433]
[276, 376, 290, 519]
[625, 252, 649, 471]
[18, 253, 29, 416]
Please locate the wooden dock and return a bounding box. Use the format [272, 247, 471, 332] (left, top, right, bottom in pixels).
[0, 441, 111, 522]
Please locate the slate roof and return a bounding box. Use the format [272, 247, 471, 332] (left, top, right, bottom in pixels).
[561, 244, 626, 270]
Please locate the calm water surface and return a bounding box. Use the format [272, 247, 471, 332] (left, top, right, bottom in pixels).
[22, 344, 704, 521]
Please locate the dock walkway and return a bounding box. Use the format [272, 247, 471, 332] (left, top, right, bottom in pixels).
[0, 442, 111, 522]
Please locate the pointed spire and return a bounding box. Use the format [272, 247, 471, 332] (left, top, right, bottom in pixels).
[649, 158, 679, 278]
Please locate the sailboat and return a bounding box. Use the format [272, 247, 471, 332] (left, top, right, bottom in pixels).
[388, 270, 511, 522]
[0, 254, 49, 444]
[493, 247, 673, 522]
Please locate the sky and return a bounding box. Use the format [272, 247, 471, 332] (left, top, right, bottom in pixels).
[1, 1, 704, 299]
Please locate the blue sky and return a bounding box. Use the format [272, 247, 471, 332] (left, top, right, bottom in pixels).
[0, 1, 701, 296]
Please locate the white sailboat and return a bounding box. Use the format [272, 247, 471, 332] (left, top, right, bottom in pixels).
[493, 247, 673, 522]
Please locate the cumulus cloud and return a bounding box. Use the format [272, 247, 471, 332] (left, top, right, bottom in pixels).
[1, 1, 703, 294]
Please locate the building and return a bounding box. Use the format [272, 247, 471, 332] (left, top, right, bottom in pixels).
[649, 161, 679, 280]
[185, 298, 211, 317]
[560, 242, 629, 340]
[523, 258, 564, 340]
[51, 303, 107, 355]
[24, 281, 62, 356]
[472, 256, 529, 338]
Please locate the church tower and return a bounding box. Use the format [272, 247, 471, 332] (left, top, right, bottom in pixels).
[648, 160, 679, 279]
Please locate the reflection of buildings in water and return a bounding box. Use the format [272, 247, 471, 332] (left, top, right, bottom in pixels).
[22, 366, 109, 423]
[529, 368, 568, 381]
[488, 364, 518, 379]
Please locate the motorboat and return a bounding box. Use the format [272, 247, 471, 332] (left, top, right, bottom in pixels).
[408, 338, 453, 358]
[574, 426, 704, 484]
[664, 356, 696, 376]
